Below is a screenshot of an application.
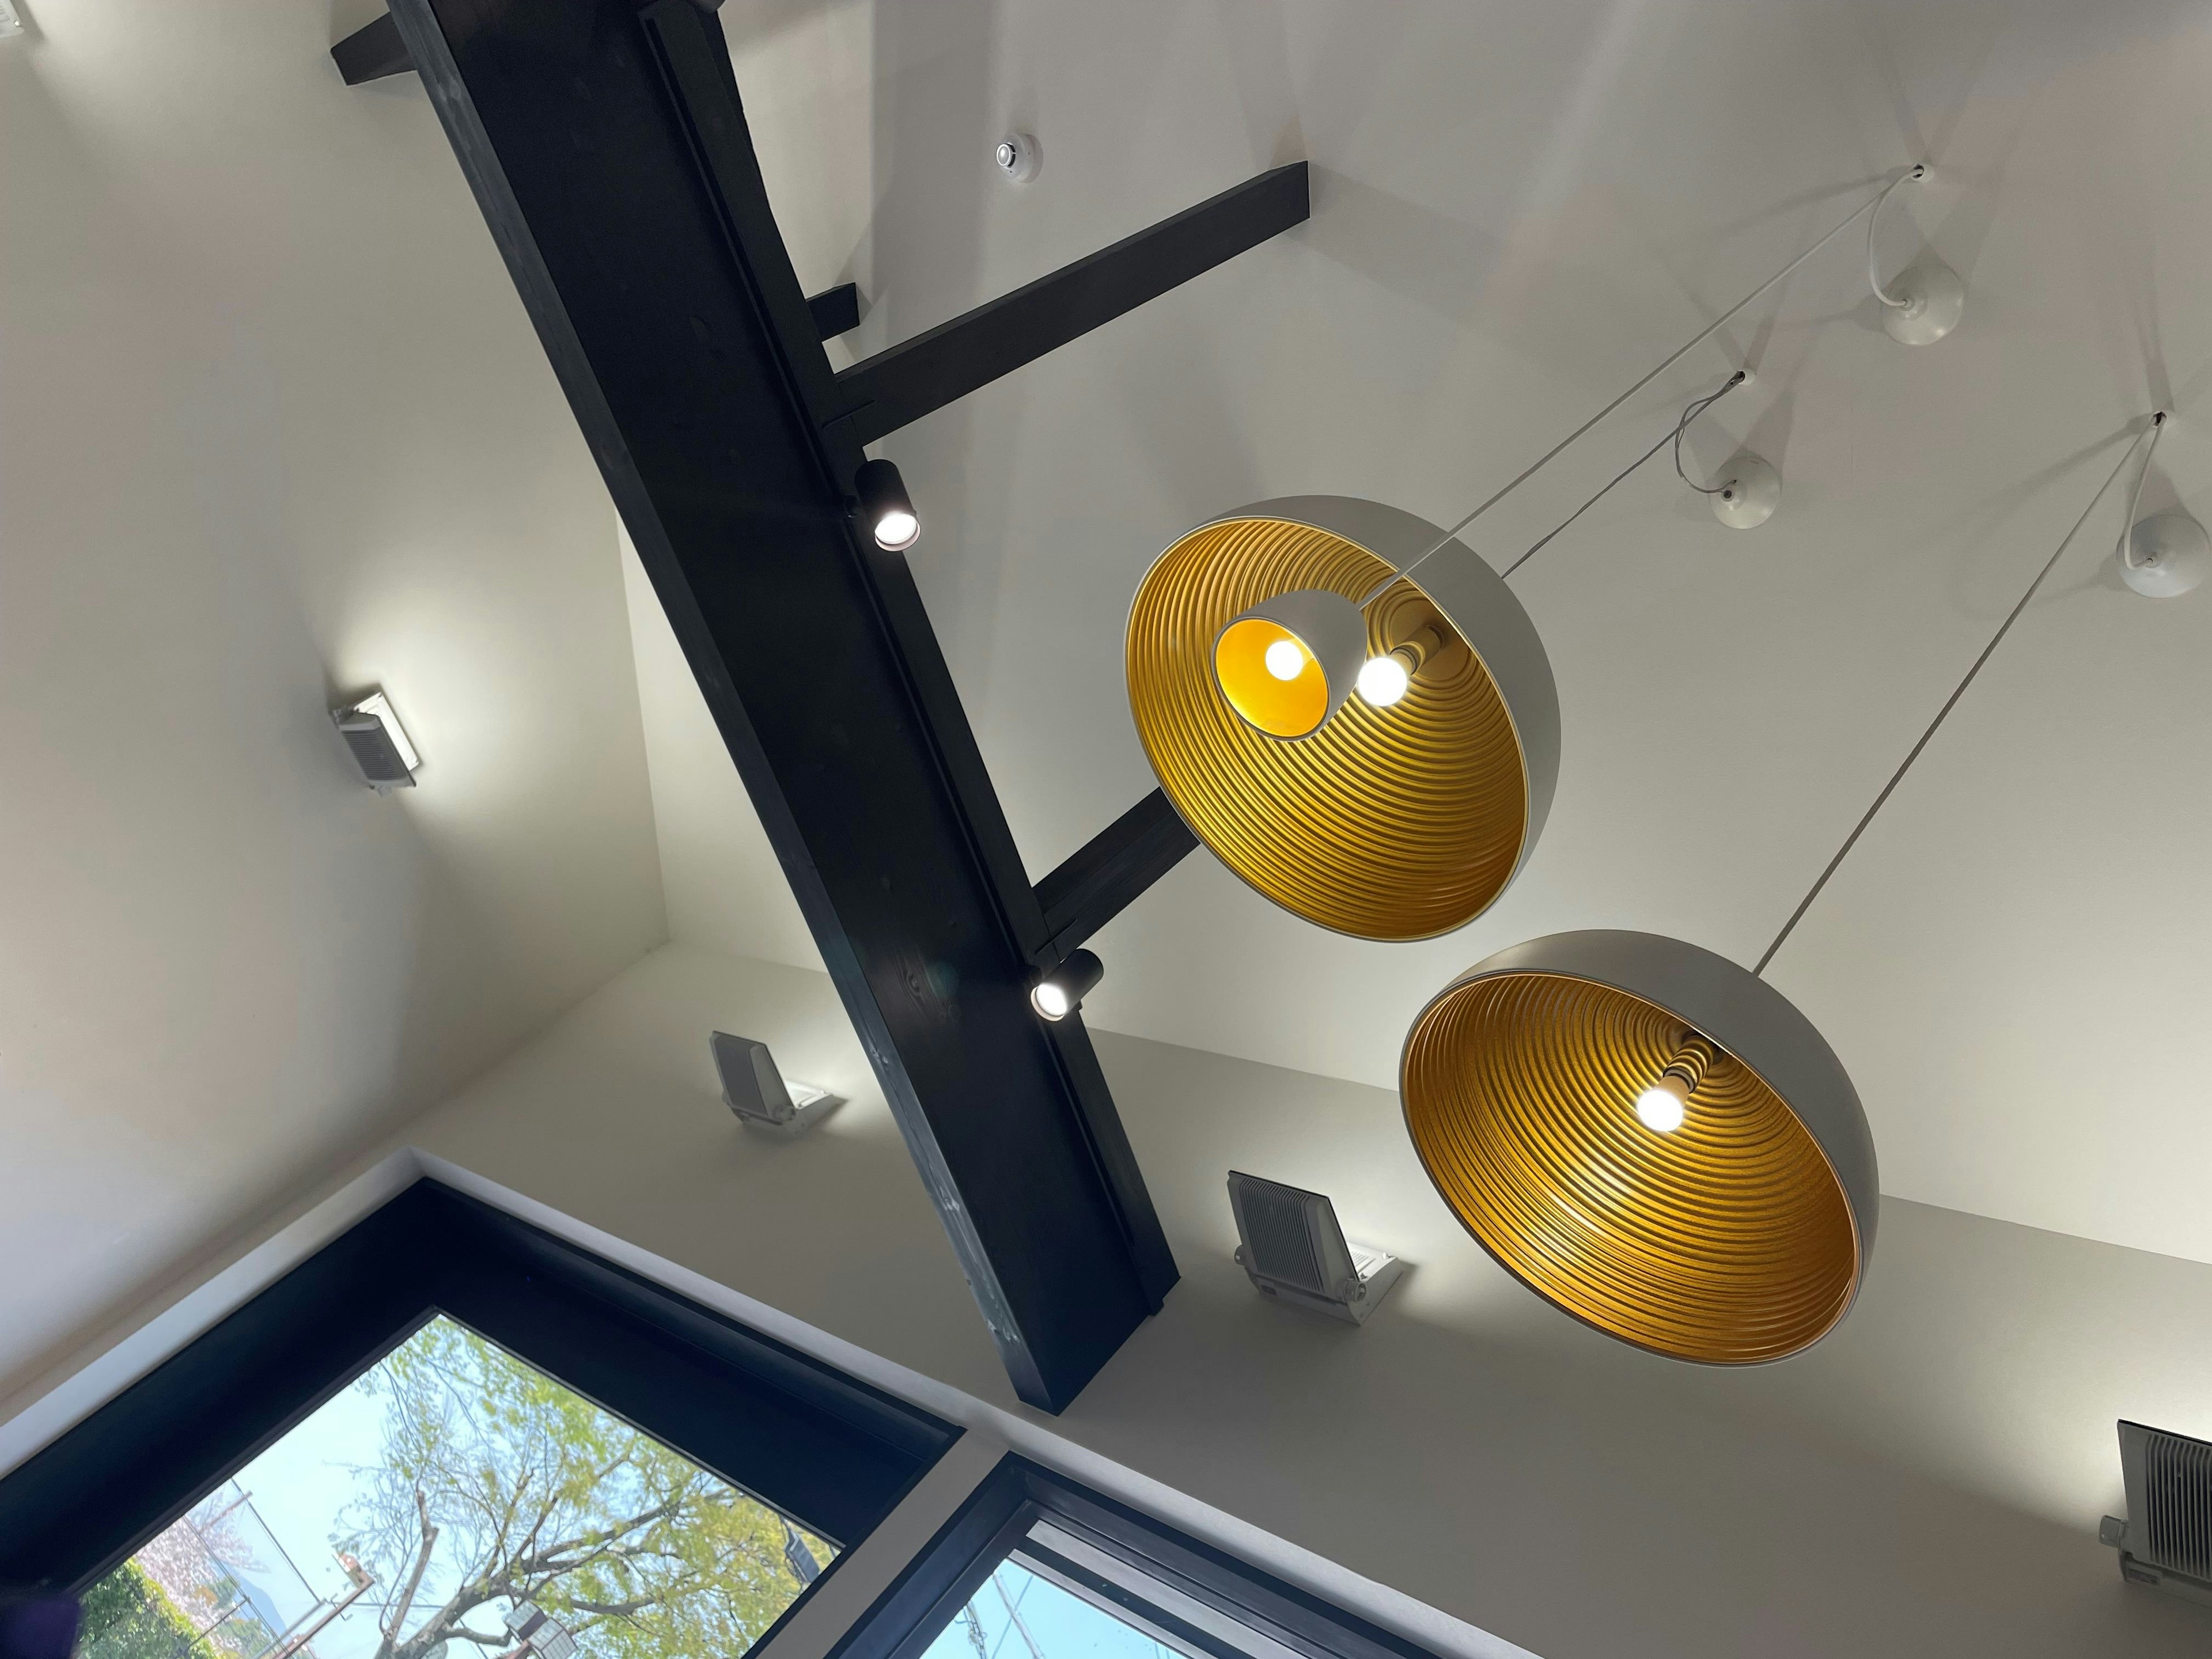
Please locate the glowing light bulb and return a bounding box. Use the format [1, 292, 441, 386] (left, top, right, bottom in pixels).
[1635, 1079, 1687, 1134]
[1264, 638, 1306, 681]
[874, 508, 920, 551]
[1358, 654, 1411, 707]
[1031, 982, 1072, 1020]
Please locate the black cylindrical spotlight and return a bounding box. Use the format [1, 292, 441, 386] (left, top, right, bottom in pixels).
[854, 458, 920, 551]
[1031, 949, 1104, 1021]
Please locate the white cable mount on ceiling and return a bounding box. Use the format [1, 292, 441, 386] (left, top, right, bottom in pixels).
[2115, 411, 2209, 598]
[1868, 165, 1965, 345]
[1369, 165, 1943, 597]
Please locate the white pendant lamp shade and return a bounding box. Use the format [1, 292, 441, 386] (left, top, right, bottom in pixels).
[1128, 497, 1560, 940]
[1213, 586, 1370, 739]
[1402, 930, 1878, 1364]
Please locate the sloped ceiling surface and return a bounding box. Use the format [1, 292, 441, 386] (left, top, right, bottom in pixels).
[0, 0, 664, 1396]
[644, 0, 2212, 1268]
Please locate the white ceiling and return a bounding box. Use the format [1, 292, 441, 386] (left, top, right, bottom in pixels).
[646, 0, 2212, 1270]
[11, 0, 2212, 1427]
[0, 0, 663, 1397]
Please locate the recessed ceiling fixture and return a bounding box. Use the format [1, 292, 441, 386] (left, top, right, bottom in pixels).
[854, 457, 919, 551]
[1031, 948, 1104, 1021]
[1131, 168, 1939, 938]
[1869, 165, 1965, 346]
[2114, 412, 2207, 598]
[1402, 415, 2165, 1363]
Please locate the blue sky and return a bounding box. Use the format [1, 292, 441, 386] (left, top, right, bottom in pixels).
[199, 1330, 431, 1659]
[919, 1561, 1177, 1659]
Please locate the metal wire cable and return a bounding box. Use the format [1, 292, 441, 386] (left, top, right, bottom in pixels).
[1867, 164, 1927, 310]
[1753, 421, 2157, 977]
[1358, 172, 1916, 606]
[1500, 373, 1745, 579]
[2116, 410, 2169, 568]
[1672, 372, 1749, 495]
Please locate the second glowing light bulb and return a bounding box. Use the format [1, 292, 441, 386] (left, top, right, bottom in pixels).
[1264, 638, 1307, 681]
[1635, 1032, 1717, 1134]
[1357, 654, 1411, 707]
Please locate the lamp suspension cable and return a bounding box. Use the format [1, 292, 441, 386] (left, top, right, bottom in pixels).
[2116, 409, 2170, 569]
[1359, 166, 1925, 607]
[1867, 164, 1930, 310]
[1752, 414, 2163, 977]
[1499, 372, 1745, 579]
[1672, 375, 1749, 495]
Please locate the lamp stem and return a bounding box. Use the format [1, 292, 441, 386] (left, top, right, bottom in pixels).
[1752, 419, 2159, 979]
[1362, 170, 1914, 607]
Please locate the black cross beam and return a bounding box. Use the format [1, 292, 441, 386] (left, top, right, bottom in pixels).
[373, 0, 1305, 1411]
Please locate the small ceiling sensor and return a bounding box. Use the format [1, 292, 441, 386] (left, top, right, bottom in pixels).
[1710, 454, 1781, 529]
[994, 132, 1041, 184]
[332, 690, 419, 792]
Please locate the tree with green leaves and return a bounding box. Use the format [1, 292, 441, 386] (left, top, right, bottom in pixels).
[79, 1562, 219, 1659]
[339, 1320, 828, 1659]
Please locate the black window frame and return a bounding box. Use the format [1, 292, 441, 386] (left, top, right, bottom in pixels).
[0, 1179, 958, 1603]
[828, 1459, 1442, 1659]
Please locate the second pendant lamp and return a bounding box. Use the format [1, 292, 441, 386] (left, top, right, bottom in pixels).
[1400, 416, 2168, 1364]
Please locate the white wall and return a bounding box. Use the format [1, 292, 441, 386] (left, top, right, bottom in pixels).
[0, 1, 664, 1401]
[405, 942, 2212, 1659]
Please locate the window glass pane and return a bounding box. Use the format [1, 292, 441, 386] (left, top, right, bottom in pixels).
[918, 1525, 1300, 1659]
[920, 1560, 1173, 1659]
[77, 1317, 835, 1659]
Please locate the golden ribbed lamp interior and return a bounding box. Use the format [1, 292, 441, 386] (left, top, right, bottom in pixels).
[1402, 972, 1858, 1363]
[1128, 517, 1528, 940]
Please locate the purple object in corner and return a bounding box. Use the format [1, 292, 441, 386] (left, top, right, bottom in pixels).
[0, 1596, 79, 1659]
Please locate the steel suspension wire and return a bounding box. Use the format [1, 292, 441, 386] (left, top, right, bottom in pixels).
[1752, 419, 2160, 978]
[1499, 373, 1744, 579]
[1362, 169, 1918, 605]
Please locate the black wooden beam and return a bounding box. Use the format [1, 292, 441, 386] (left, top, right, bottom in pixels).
[808, 281, 862, 340]
[1034, 790, 1198, 967]
[826, 162, 1309, 448]
[331, 12, 411, 85]
[382, 0, 1190, 1412]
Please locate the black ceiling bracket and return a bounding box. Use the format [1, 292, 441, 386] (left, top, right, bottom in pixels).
[331, 12, 412, 85]
[824, 162, 1310, 450]
[379, 0, 1304, 1410]
[1033, 791, 1199, 968]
